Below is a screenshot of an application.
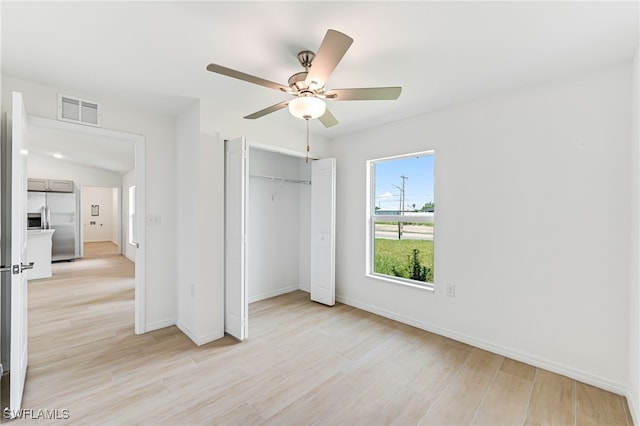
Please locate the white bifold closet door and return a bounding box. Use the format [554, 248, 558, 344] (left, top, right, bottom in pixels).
[224, 137, 248, 341]
[224, 138, 336, 342]
[310, 158, 336, 306]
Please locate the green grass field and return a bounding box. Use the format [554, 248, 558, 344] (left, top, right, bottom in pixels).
[374, 239, 434, 282]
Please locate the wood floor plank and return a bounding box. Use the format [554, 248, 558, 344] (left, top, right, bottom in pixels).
[524, 369, 575, 426]
[470, 370, 534, 426]
[417, 348, 503, 426]
[576, 382, 629, 426]
[17, 241, 631, 425]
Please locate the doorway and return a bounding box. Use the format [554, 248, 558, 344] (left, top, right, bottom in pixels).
[224, 137, 336, 341]
[81, 185, 121, 255]
[26, 116, 146, 334]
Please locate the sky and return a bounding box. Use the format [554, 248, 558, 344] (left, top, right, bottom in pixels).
[374, 153, 434, 211]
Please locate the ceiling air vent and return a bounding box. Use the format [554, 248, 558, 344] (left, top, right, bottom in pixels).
[57, 94, 101, 127]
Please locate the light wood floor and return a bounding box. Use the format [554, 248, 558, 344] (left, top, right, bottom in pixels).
[14, 241, 633, 425]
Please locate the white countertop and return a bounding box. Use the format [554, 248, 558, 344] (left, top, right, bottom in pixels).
[27, 229, 56, 236]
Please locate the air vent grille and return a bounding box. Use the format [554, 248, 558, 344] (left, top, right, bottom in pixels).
[58, 94, 101, 127]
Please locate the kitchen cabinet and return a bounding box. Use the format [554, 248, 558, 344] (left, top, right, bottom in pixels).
[27, 178, 74, 193]
[27, 229, 55, 280]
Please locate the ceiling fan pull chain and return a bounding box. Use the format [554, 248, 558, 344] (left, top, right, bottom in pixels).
[306, 118, 310, 163]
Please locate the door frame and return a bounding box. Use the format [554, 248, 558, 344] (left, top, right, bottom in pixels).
[26, 116, 147, 334]
[224, 138, 325, 339]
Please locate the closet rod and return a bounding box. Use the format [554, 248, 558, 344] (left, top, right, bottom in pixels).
[249, 174, 311, 185]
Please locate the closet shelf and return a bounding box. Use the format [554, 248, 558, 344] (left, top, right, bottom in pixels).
[249, 174, 311, 185]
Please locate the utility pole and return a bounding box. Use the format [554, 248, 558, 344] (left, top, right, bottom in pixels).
[392, 175, 409, 240]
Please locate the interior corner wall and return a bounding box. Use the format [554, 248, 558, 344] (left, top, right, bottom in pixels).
[330, 62, 632, 394]
[2, 76, 178, 331]
[176, 101, 201, 341]
[628, 46, 639, 424]
[176, 100, 224, 345]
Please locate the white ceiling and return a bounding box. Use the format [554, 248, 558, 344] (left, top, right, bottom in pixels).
[28, 121, 135, 175]
[2, 1, 638, 171]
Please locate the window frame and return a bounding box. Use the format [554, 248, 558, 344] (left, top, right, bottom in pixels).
[366, 150, 435, 290]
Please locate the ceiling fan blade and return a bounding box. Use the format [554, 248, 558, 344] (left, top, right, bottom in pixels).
[244, 100, 289, 120]
[325, 87, 402, 101]
[305, 30, 353, 91]
[207, 63, 290, 92]
[318, 108, 339, 128]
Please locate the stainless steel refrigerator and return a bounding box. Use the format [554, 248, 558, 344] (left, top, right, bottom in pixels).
[27, 190, 78, 261]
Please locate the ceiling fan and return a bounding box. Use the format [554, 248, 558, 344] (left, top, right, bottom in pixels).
[206, 29, 402, 128]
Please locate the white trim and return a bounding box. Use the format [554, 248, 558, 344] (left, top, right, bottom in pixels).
[248, 286, 299, 304]
[145, 318, 175, 333]
[247, 139, 318, 160]
[628, 396, 638, 426]
[367, 273, 435, 292]
[177, 321, 224, 346]
[134, 136, 146, 334]
[335, 294, 628, 396]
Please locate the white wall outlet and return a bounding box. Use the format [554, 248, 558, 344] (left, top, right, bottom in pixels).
[147, 214, 161, 226]
[446, 284, 455, 297]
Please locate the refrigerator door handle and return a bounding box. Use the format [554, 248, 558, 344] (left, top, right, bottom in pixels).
[46, 205, 51, 229]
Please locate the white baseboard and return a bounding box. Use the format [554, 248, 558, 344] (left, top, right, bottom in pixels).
[248, 286, 299, 304]
[176, 321, 223, 346]
[628, 394, 638, 426]
[336, 294, 627, 396]
[144, 318, 175, 333]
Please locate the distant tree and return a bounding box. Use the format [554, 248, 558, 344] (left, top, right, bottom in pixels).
[420, 202, 434, 212]
[375, 206, 381, 212]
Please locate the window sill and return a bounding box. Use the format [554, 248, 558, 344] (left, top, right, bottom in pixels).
[367, 273, 435, 292]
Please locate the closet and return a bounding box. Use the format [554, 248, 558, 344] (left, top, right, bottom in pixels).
[225, 137, 335, 341]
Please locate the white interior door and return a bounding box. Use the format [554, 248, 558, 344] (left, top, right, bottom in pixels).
[3, 92, 30, 416]
[224, 138, 248, 340]
[310, 158, 336, 306]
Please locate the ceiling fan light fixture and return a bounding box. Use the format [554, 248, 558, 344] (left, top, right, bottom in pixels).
[288, 96, 326, 120]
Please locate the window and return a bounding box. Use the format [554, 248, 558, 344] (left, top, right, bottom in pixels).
[367, 151, 435, 287]
[128, 185, 136, 246]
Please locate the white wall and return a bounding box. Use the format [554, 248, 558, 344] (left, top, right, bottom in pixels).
[331, 62, 632, 393]
[247, 148, 310, 302]
[3, 76, 178, 331]
[122, 169, 136, 262]
[628, 46, 639, 424]
[27, 153, 122, 187]
[82, 186, 116, 243]
[175, 101, 224, 345]
[200, 99, 331, 159]
[175, 100, 331, 346]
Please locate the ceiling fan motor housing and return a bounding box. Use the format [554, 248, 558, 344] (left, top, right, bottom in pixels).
[288, 71, 310, 92]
